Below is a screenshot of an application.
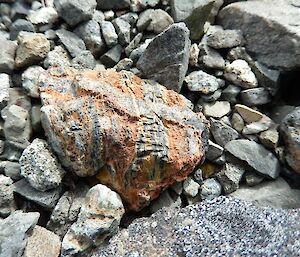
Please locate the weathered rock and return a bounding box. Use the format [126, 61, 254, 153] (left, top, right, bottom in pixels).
[189, 43, 199, 66]
[22, 66, 46, 98]
[225, 139, 280, 179]
[71, 50, 96, 70]
[114, 58, 133, 72]
[221, 84, 241, 104]
[91, 196, 300, 256]
[100, 44, 122, 67]
[150, 189, 181, 213]
[245, 171, 264, 187]
[202, 101, 231, 118]
[130, 0, 160, 11]
[0, 175, 16, 218]
[0, 73, 11, 111]
[235, 104, 263, 123]
[280, 107, 300, 173]
[125, 32, 143, 56]
[9, 19, 35, 40]
[44, 46, 71, 68]
[101, 21, 118, 48]
[242, 115, 273, 135]
[218, 0, 300, 71]
[199, 89, 222, 103]
[61, 184, 124, 256]
[20, 139, 65, 192]
[112, 17, 131, 45]
[206, 139, 223, 161]
[200, 178, 221, 200]
[23, 225, 61, 257]
[0, 38, 17, 73]
[15, 32, 50, 69]
[240, 87, 271, 106]
[183, 177, 200, 197]
[27, 7, 58, 25]
[0, 211, 39, 257]
[97, 0, 130, 10]
[54, 0, 96, 26]
[38, 66, 208, 211]
[137, 23, 191, 92]
[4, 161, 21, 181]
[231, 112, 244, 133]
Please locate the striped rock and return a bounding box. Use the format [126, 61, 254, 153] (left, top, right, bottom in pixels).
[39, 66, 208, 211]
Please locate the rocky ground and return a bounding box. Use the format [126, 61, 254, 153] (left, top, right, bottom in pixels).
[0, 0, 299, 256]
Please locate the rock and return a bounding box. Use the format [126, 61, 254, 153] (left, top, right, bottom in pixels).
[199, 89, 222, 103]
[22, 66, 45, 98]
[71, 50, 96, 69]
[125, 32, 143, 56]
[202, 101, 231, 118]
[216, 163, 245, 194]
[150, 190, 181, 213]
[240, 87, 271, 106]
[61, 184, 124, 256]
[193, 168, 204, 184]
[235, 104, 263, 123]
[23, 225, 61, 257]
[170, 0, 224, 40]
[231, 112, 244, 133]
[0, 74, 11, 110]
[91, 196, 300, 256]
[15, 32, 50, 69]
[44, 46, 71, 68]
[0, 38, 17, 73]
[9, 19, 35, 40]
[280, 107, 300, 173]
[137, 23, 191, 92]
[0, 175, 16, 218]
[99, 44, 122, 67]
[54, 0, 96, 26]
[170, 181, 183, 195]
[210, 118, 239, 147]
[75, 20, 105, 56]
[4, 161, 21, 181]
[31, 105, 42, 133]
[0, 211, 39, 257]
[129, 40, 150, 64]
[96, 0, 130, 10]
[225, 139, 280, 179]
[56, 29, 86, 58]
[218, 0, 300, 71]
[245, 171, 264, 187]
[221, 84, 241, 104]
[47, 183, 90, 238]
[13, 179, 62, 209]
[27, 7, 58, 25]
[183, 177, 200, 197]
[137, 9, 173, 34]
[206, 139, 224, 161]
[185, 70, 224, 94]
[39, 66, 208, 211]
[19, 139, 65, 192]
[114, 58, 133, 72]
[189, 43, 199, 66]
[224, 60, 258, 89]
[242, 115, 273, 135]
[200, 178, 221, 200]
[112, 17, 131, 45]
[231, 177, 300, 209]
[101, 21, 118, 48]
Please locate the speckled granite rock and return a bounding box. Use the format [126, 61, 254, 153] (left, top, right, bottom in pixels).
[39, 66, 208, 211]
[89, 197, 300, 257]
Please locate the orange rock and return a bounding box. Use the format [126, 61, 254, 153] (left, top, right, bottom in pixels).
[39, 66, 209, 211]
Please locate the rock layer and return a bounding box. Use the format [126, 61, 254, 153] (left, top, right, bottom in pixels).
[39, 66, 208, 211]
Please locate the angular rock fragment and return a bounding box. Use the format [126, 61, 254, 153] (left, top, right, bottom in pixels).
[22, 66, 46, 98]
[200, 178, 221, 200]
[9, 19, 35, 40]
[44, 46, 71, 68]
[206, 140, 224, 161]
[0, 74, 11, 111]
[0, 38, 17, 73]
[0, 175, 16, 217]
[97, 0, 130, 10]
[100, 44, 122, 67]
[137, 23, 191, 92]
[101, 21, 118, 48]
[27, 7, 58, 25]
[240, 87, 271, 106]
[202, 101, 230, 118]
[39, 66, 208, 211]
[235, 104, 263, 123]
[112, 17, 131, 45]
[183, 177, 200, 197]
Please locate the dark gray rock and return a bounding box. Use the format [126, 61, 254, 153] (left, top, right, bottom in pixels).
[221, 84, 241, 104]
[0, 211, 39, 257]
[218, 0, 300, 71]
[137, 23, 191, 92]
[240, 87, 271, 106]
[4, 161, 21, 181]
[54, 0, 96, 26]
[225, 139, 280, 179]
[0, 39, 17, 74]
[9, 19, 35, 40]
[100, 44, 122, 67]
[206, 140, 224, 161]
[0, 175, 16, 218]
[96, 0, 130, 10]
[71, 50, 96, 69]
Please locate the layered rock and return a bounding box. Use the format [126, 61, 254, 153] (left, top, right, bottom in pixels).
[39, 66, 208, 211]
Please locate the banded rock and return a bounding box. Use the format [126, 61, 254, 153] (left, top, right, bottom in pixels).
[39, 66, 208, 211]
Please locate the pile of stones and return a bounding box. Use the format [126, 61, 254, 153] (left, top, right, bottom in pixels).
[0, 0, 299, 256]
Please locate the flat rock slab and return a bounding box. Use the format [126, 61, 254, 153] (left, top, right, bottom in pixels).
[218, 0, 300, 70]
[91, 196, 300, 256]
[39, 66, 208, 211]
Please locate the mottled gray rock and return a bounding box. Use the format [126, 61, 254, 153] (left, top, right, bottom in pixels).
[96, 0, 130, 10]
[112, 17, 131, 45]
[240, 87, 271, 106]
[4, 161, 21, 181]
[54, 0, 96, 26]
[13, 179, 62, 209]
[221, 84, 241, 104]
[0, 175, 16, 218]
[189, 43, 199, 66]
[137, 23, 191, 92]
[245, 171, 264, 187]
[210, 118, 239, 147]
[56, 29, 86, 58]
[125, 32, 143, 56]
[91, 196, 300, 256]
[235, 104, 263, 123]
[218, 0, 300, 71]
[27, 7, 58, 25]
[0, 211, 39, 257]
[101, 21, 118, 48]
[0, 74, 11, 111]
[61, 184, 124, 257]
[20, 139, 65, 192]
[130, 0, 160, 11]
[200, 178, 222, 200]
[9, 19, 35, 40]
[225, 139, 280, 179]
[231, 112, 244, 133]
[150, 190, 181, 213]
[199, 89, 222, 103]
[183, 177, 200, 197]
[0, 38, 17, 73]
[202, 101, 231, 118]
[206, 140, 224, 161]
[44, 45, 71, 68]
[114, 58, 133, 71]
[198, 39, 225, 69]
[242, 115, 273, 135]
[22, 66, 45, 98]
[185, 70, 224, 94]
[100, 44, 122, 67]
[71, 50, 96, 69]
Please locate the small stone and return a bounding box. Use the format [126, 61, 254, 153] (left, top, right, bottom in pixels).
[216, 163, 245, 194]
[13, 179, 62, 209]
[0, 73, 11, 110]
[100, 44, 122, 67]
[54, 0, 96, 26]
[9, 19, 35, 40]
[189, 43, 199, 66]
[119, 12, 139, 26]
[200, 178, 222, 200]
[44, 45, 71, 68]
[199, 89, 222, 102]
[31, 105, 42, 133]
[4, 161, 21, 181]
[125, 32, 143, 56]
[15, 32, 50, 69]
[27, 7, 58, 25]
[20, 139, 66, 192]
[235, 104, 263, 123]
[203, 101, 231, 118]
[71, 50, 96, 69]
[193, 169, 204, 184]
[0, 39, 17, 73]
[114, 58, 133, 71]
[22, 66, 46, 98]
[240, 87, 271, 106]
[242, 115, 273, 135]
[210, 118, 239, 147]
[103, 10, 115, 20]
[225, 139, 280, 179]
[61, 184, 124, 256]
[101, 21, 118, 48]
[97, 0, 130, 10]
[213, 154, 226, 165]
[0, 175, 16, 218]
[137, 9, 173, 34]
[112, 17, 131, 45]
[185, 70, 224, 94]
[206, 139, 224, 161]
[245, 171, 264, 187]
[23, 225, 61, 257]
[150, 190, 181, 213]
[56, 29, 86, 58]
[183, 177, 200, 197]
[130, 0, 160, 11]
[221, 84, 241, 104]
[231, 112, 244, 133]
[224, 60, 258, 89]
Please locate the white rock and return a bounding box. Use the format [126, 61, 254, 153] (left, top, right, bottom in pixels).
[235, 104, 263, 123]
[183, 177, 200, 197]
[203, 101, 231, 118]
[28, 7, 59, 25]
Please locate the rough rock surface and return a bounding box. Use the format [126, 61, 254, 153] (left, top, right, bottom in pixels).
[218, 0, 300, 70]
[0, 175, 16, 217]
[39, 66, 208, 211]
[0, 38, 17, 73]
[137, 23, 191, 92]
[91, 197, 300, 257]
